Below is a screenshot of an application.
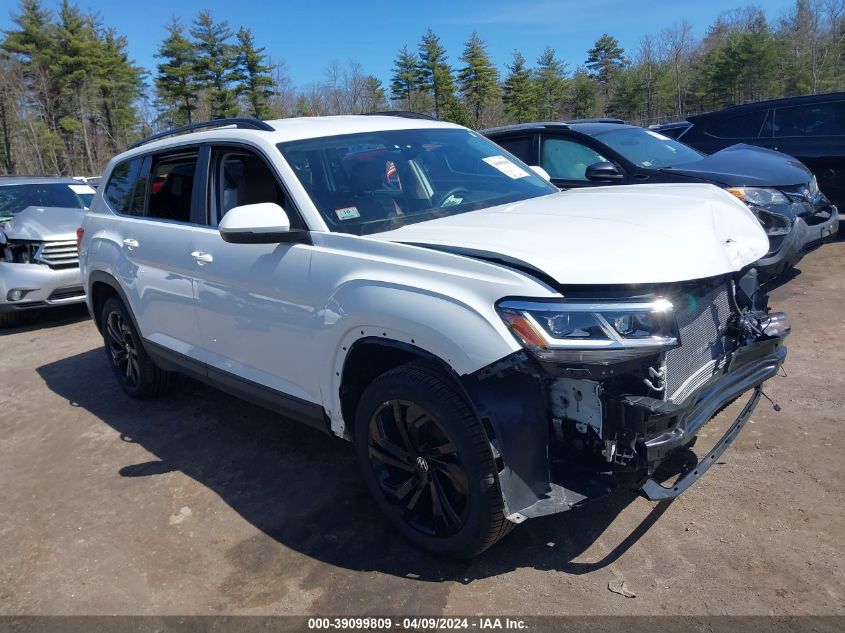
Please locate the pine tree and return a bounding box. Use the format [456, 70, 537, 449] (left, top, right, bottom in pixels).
[418, 28, 456, 119]
[155, 19, 199, 125]
[96, 28, 144, 150]
[534, 47, 567, 119]
[190, 11, 238, 119]
[586, 34, 628, 111]
[457, 32, 499, 127]
[567, 68, 599, 119]
[234, 27, 275, 119]
[362, 75, 387, 112]
[390, 45, 420, 110]
[502, 50, 536, 123]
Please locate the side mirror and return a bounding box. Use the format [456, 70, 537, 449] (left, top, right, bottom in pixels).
[585, 161, 624, 182]
[529, 165, 552, 181]
[219, 203, 293, 244]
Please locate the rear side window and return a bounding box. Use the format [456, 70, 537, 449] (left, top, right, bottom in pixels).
[146, 153, 198, 222]
[774, 102, 845, 137]
[705, 110, 767, 139]
[494, 136, 532, 163]
[104, 158, 142, 214]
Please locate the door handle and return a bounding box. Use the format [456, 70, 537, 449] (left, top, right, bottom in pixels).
[191, 251, 213, 265]
[122, 238, 139, 250]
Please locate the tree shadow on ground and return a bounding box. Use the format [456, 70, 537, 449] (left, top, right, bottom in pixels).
[37, 347, 688, 583]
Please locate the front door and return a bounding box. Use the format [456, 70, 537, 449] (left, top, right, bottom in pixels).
[190, 146, 319, 405]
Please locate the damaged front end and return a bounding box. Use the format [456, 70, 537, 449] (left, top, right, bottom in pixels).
[461, 271, 788, 522]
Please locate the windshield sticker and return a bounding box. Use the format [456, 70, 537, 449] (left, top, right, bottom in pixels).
[645, 130, 671, 141]
[335, 206, 361, 221]
[482, 155, 530, 179]
[68, 184, 96, 194]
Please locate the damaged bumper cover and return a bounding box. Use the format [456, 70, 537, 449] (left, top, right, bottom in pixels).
[461, 332, 787, 523]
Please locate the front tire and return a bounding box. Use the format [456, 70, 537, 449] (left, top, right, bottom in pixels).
[354, 361, 513, 558]
[101, 296, 174, 399]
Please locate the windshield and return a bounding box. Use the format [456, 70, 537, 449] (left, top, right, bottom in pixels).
[593, 127, 702, 169]
[278, 128, 556, 235]
[0, 183, 93, 220]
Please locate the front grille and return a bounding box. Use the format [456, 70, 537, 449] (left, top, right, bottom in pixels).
[47, 286, 85, 301]
[35, 240, 79, 269]
[664, 283, 734, 403]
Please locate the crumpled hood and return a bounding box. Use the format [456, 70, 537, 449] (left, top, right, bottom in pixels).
[661, 144, 813, 187]
[372, 183, 769, 286]
[0, 206, 85, 241]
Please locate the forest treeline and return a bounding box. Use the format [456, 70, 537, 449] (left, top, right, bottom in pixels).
[1, 0, 844, 176]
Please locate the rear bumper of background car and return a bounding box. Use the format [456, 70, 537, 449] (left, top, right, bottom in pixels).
[0, 263, 86, 312]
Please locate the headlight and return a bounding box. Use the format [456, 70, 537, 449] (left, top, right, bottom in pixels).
[726, 187, 793, 237]
[727, 187, 789, 207]
[497, 298, 678, 364]
[808, 175, 819, 199]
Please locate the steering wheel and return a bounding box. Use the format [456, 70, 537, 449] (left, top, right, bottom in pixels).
[434, 187, 470, 208]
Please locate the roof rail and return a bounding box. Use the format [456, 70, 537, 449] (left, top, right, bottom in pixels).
[365, 111, 438, 121]
[564, 117, 625, 124]
[127, 117, 275, 150]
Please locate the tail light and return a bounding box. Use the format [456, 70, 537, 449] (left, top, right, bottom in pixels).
[76, 227, 84, 250]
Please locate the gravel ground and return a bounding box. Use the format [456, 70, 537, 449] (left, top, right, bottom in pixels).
[1, 239, 843, 616]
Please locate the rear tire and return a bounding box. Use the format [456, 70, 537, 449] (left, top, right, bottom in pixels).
[354, 361, 513, 558]
[100, 296, 174, 399]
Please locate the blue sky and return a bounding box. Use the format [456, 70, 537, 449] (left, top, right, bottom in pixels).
[1, 0, 797, 88]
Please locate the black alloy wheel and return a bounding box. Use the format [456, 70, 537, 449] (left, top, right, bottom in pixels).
[100, 296, 174, 399]
[367, 399, 469, 538]
[105, 309, 141, 389]
[355, 361, 513, 557]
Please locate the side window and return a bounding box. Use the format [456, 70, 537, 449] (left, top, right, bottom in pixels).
[495, 136, 532, 163]
[774, 102, 845, 137]
[104, 158, 142, 214]
[705, 110, 767, 139]
[541, 138, 608, 181]
[146, 152, 198, 222]
[211, 149, 289, 227]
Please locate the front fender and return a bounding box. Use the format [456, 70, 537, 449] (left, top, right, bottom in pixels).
[320, 281, 520, 437]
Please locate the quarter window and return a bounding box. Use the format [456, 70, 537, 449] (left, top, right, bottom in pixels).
[541, 138, 608, 181]
[104, 158, 142, 214]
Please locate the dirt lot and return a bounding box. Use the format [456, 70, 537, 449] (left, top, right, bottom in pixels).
[1, 240, 844, 617]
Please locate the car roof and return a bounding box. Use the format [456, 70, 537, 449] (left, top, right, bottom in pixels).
[117, 115, 463, 162]
[689, 91, 845, 122]
[482, 121, 637, 137]
[0, 176, 83, 186]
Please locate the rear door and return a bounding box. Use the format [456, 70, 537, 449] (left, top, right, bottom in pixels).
[103, 148, 204, 355]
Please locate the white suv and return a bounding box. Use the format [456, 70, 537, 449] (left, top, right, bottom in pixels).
[80, 115, 789, 557]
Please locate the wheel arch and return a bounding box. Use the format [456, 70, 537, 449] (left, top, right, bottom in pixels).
[337, 336, 461, 440]
[87, 270, 137, 335]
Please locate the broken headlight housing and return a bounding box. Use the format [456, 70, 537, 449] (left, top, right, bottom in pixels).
[726, 187, 793, 237]
[1, 239, 39, 264]
[497, 298, 678, 364]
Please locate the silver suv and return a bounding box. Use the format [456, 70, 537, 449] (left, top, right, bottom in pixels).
[81, 116, 788, 557]
[0, 177, 93, 328]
